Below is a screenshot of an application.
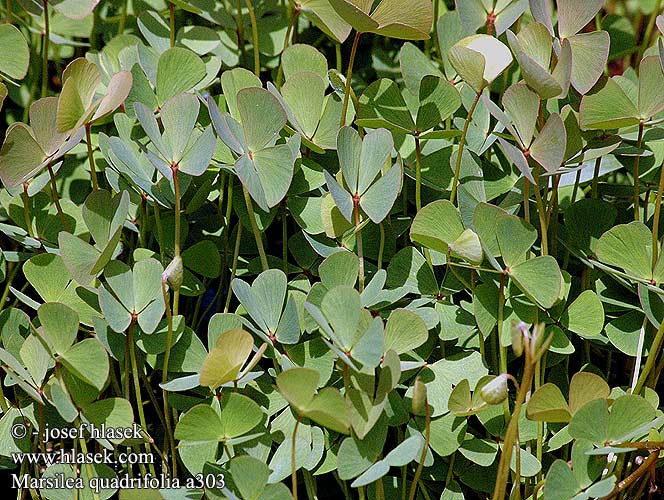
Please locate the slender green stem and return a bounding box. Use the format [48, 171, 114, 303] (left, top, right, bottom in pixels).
[638, 0, 662, 62]
[652, 160, 664, 267]
[169, 2, 175, 47]
[443, 454, 456, 492]
[6, 0, 12, 23]
[498, 273, 509, 419]
[222, 177, 234, 290]
[225, 223, 243, 312]
[90, 6, 99, 51]
[21, 185, 34, 239]
[634, 319, 664, 393]
[631, 317, 649, 391]
[136, 362, 167, 431]
[432, 0, 440, 57]
[244, 0, 260, 77]
[139, 197, 147, 248]
[242, 186, 268, 271]
[118, 0, 128, 34]
[448, 262, 503, 275]
[292, 417, 301, 500]
[451, 92, 481, 205]
[218, 172, 227, 223]
[161, 279, 177, 475]
[447, 252, 473, 289]
[77, 434, 101, 500]
[222, 442, 232, 461]
[523, 180, 530, 224]
[376, 474, 385, 500]
[545, 174, 561, 227]
[223, 173, 233, 218]
[276, 7, 300, 88]
[340, 31, 361, 128]
[354, 199, 364, 292]
[332, 471, 352, 500]
[236, 0, 245, 59]
[591, 157, 602, 199]
[335, 42, 342, 72]
[127, 321, 157, 476]
[123, 334, 130, 399]
[154, 204, 165, 263]
[41, 0, 49, 98]
[564, 170, 584, 269]
[172, 169, 181, 258]
[415, 137, 433, 269]
[492, 356, 536, 500]
[645, 187, 652, 224]
[172, 166, 182, 313]
[415, 135, 423, 211]
[533, 166, 548, 255]
[378, 222, 385, 270]
[85, 124, 99, 192]
[535, 356, 544, 484]
[282, 201, 289, 274]
[515, 434, 522, 500]
[571, 169, 583, 204]
[47, 162, 70, 231]
[633, 121, 645, 221]
[337, 365, 347, 402]
[190, 278, 207, 327]
[408, 396, 430, 500]
[303, 470, 318, 500]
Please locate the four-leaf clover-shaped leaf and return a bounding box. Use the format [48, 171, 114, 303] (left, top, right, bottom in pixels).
[135, 92, 217, 179]
[325, 126, 402, 224]
[98, 258, 166, 334]
[208, 88, 301, 212]
[486, 82, 567, 175]
[231, 269, 301, 345]
[304, 285, 384, 370]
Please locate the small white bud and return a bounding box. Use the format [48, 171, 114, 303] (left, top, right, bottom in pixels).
[479, 374, 509, 405]
[162, 255, 183, 290]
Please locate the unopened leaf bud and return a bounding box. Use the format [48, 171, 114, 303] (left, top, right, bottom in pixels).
[162, 255, 183, 290]
[412, 376, 427, 415]
[480, 374, 509, 405]
[511, 321, 529, 357]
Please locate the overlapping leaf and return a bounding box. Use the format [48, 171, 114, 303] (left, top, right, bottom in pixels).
[325, 127, 402, 224]
[328, 0, 433, 40]
[0, 97, 83, 188]
[231, 269, 300, 345]
[276, 367, 351, 434]
[98, 259, 165, 334]
[56, 58, 132, 132]
[208, 87, 300, 211]
[449, 35, 513, 93]
[135, 92, 216, 178]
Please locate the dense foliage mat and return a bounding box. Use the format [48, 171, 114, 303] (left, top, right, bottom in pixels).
[1, 0, 664, 499]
